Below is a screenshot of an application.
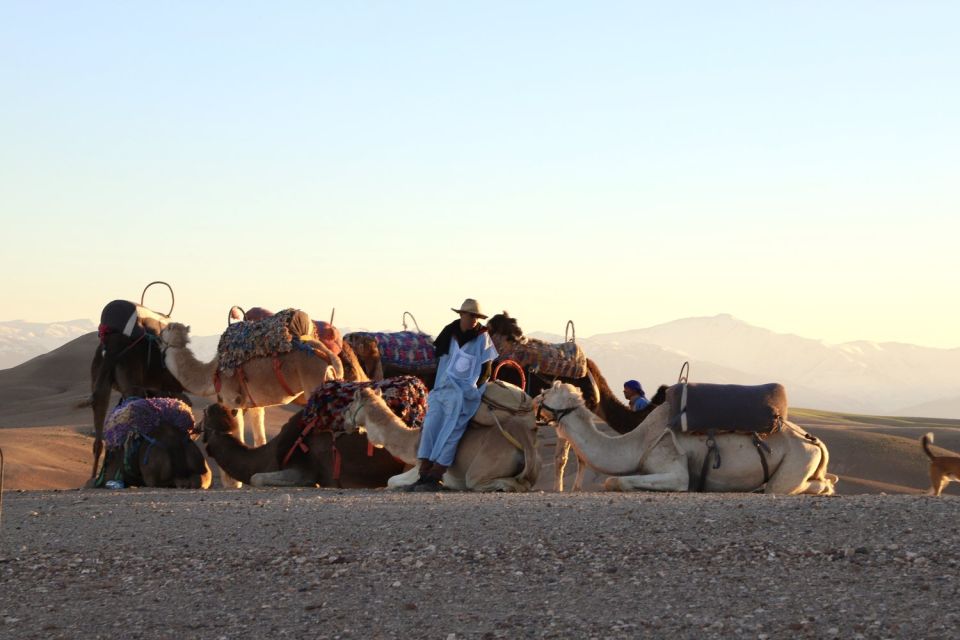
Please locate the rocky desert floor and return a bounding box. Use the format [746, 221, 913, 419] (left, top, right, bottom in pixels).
[2, 489, 959, 640]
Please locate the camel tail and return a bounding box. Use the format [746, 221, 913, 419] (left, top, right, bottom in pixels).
[922, 433, 936, 460]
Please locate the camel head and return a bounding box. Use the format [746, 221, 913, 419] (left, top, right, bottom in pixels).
[487, 312, 523, 342]
[535, 380, 585, 427]
[199, 403, 240, 443]
[343, 388, 384, 434]
[160, 322, 192, 349]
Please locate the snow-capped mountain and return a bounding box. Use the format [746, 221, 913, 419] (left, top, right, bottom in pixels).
[0, 320, 98, 370]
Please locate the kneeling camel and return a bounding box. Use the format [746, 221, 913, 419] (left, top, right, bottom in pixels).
[343, 384, 540, 492]
[537, 382, 836, 495]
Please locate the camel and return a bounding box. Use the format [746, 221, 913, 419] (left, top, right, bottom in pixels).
[342, 383, 541, 492]
[241, 338, 369, 450]
[224, 306, 366, 448]
[343, 333, 438, 388]
[486, 312, 669, 491]
[97, 420, 212, 489]
[86, 300, 188, 484]
[159, 321, 342, 487]
[200, 403, 406, 487]
[536, 381, 837, 495]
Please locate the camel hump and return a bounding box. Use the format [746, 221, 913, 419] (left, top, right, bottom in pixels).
[666, 382, 788, 434]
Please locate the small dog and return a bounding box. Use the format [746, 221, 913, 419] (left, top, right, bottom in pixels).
[921, 433, 960, 496]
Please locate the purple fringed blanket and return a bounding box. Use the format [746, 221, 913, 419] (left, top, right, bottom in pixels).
[103, 397, 195, 449]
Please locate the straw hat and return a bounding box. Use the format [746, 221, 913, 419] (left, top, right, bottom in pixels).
[451, 298, 488, 319]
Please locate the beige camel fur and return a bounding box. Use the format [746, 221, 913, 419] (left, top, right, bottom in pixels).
[241, 340, 370, 448]
[160, 322, 341, 487]
[537, 382, 836, 495]
[343, 387, 541, 492]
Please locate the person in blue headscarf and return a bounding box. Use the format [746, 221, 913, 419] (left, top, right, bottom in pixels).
[623, 379, 650, 411]
[405, 298, 498, 492]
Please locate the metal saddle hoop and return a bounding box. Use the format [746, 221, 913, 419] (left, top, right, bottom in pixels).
[141, 281, 175, 318]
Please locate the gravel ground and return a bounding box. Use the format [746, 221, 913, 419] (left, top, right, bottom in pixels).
[1, 489, 959, 639]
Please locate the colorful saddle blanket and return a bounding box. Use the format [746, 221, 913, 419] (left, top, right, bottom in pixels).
[345, 331, 436, 368]
[666, 383, 788, 434]
[103, 397, 195, 449]
[217, 308, 314, 377]
[491, 334, 587, 379]
[300, 375, 429, 435]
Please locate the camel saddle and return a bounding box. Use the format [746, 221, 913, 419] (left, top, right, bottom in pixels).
[216, 308, 315, 378]
[472, 380, 534, 428]
[666, 382, 788, 434]
[99, 300, 169, 343]
[490, 334, 587, 379]
[300, 375, 430, 436]
[103, 397, 196, 449]
[344, 331, 436, 369]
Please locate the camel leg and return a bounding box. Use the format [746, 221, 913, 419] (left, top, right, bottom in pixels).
[250, 468, 311, 487]
[387, 467, 420, 489]
[764, 443, 824, 495]
[245, 407, 267, 447]
[572, 453, 588, 492]
[554, 439, 571, 492]
[604, 469, 688, 492]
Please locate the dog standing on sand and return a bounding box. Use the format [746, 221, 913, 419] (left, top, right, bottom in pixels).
[921, 433, 960, 496]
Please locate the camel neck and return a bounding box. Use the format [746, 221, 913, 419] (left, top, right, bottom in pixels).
[558, 406, 649, 475]
[165, 345, 218, 397]
[359, 401, 420, 464]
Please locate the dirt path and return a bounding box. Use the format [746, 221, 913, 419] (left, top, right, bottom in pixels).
[2, 490, 959, 639]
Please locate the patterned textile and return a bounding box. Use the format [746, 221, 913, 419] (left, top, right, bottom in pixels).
[300, 375, 429, 435]
[491, 334, 588, 379]
[217, 308, 312, 377]
[103, 397, 195, 449]
[346, 331, 436, 368]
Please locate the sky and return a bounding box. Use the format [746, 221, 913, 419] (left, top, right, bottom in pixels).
[1, 2, 958, 347]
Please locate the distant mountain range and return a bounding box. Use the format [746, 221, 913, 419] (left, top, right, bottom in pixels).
[2, 314, 959, 418]
[0, 319, 97, 370]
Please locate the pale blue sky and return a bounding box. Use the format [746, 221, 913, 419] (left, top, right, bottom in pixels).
[1, 2, 958, 346]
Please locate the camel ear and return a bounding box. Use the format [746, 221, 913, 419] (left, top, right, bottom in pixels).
[230, 408, 239, 417]
[373, 388, 383, 397]
[185, 325, 191, 333]
[503, 310, 509, 317]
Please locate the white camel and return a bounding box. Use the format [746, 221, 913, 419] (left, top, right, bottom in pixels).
[537, 381, 836, 495]
[160, 322, 342, 487]
[342, 383, 541, 492]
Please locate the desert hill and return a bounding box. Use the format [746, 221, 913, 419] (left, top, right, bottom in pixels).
[1, 333, 959, 494]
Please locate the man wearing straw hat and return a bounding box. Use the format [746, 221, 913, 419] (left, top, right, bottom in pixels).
[405, 298, 498, 492]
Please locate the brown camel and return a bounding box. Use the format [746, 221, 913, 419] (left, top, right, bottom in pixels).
[200, 403, 406, 487]
[342, 333, 438, 388]
[97, 422, 212, 489]
[160, 321, 342, 487]
[86, 300, 189, 484]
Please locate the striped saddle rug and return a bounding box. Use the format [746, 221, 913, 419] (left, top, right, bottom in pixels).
[344, 331, 436, 369]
